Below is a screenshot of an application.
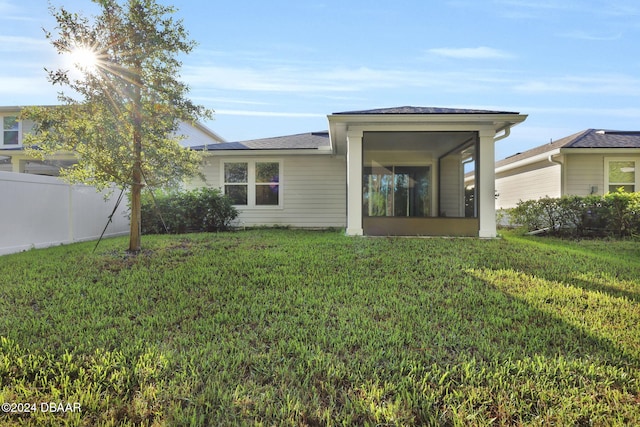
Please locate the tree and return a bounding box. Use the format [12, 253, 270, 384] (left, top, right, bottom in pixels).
[21, 0, 211, 252]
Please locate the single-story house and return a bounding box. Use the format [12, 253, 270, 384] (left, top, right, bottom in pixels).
[189, 106, 527, 237]
[0, 105, 225, 175]
[3, 105, 527, 237]
[482, 129, 640, 209]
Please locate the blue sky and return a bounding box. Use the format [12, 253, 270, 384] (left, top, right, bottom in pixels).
[1, 0, 639, 159]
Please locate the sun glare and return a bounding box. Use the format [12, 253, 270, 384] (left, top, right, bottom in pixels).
[68, 45, 99, 72]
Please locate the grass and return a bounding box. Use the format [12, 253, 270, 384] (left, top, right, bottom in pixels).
[0, 229, 638, 426]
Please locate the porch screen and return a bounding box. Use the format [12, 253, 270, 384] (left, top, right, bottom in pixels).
[363, 166, 430, 217]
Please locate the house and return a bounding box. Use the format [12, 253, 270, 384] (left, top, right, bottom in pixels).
[488, 129, 640, 209]
[3, 104, 527, 237]
[0, 105, 225, 175]
[190, 106, 527, 237]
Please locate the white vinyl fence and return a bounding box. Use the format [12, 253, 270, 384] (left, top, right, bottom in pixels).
[0, 171, 129, 256]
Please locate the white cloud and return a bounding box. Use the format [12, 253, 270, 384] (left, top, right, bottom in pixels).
[427, 47, 514, 59]
[513, 74, 640, 96]
[184, 63, 518, 97]
[215, 109, 323, 118]
[0, 35, 49, 52]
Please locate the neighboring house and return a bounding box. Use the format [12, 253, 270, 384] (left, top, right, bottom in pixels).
[487, 129, 640, 209]
[0, 105, 225, 175]
[190, 106, 527, 237]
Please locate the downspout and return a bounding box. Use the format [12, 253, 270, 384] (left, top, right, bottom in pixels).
[493, 125, 511, 143]
[548, 153, 564, 195]
[489, 125, 511, 222]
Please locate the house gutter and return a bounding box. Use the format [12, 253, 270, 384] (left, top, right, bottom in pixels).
[548, 153, 562, 166]
[495, 148, 561, 174]
[493, 125, 511, 142]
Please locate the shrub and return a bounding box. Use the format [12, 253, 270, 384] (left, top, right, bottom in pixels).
[507, 190, 640, 237]
[509, 199, 547, 231]
[602, 189, 640, 236]
[141, 187, 238, 234]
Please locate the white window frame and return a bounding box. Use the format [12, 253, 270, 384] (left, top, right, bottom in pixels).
[221, 159, 283, 209]
[604, 157, 639, 193]
[1, 115, 22, 148]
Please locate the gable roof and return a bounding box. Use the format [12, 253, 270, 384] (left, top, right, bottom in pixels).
[191, 131, 330, 151]
[333, 106, 520, 115]
[496, 129, 640, 169]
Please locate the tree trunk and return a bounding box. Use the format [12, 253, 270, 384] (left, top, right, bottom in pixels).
[129, 170, 142, 252]
[129, 61, 143, 253]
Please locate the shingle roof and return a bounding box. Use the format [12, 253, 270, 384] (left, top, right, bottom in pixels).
[496, 129, 640, 168]
[191, 131, 330, 151]
[333, 106, 520, 115]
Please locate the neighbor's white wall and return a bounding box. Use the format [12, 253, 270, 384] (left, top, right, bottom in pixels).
[495, 161, 561, 209]
[177, 122, 223, 148]
[0, 171, 129, 256]
[196, 154, 347, 228]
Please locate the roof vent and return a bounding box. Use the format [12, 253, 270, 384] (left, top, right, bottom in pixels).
[595, 130, 606, 135]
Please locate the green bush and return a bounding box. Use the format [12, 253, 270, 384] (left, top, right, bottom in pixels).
[507, 190, 640, 237]
[141, 187, 238, 234]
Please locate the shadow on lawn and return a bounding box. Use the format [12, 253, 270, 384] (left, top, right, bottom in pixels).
[459, 268, 638, 367]
[478, 238, 640, 303]
[447, 237, 640, 368]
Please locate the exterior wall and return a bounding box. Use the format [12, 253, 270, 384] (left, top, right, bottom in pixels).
[0, 171, 129, 256]
[197, 154, 347, 228]
[175, 122, 224, 148]
[564, 154, 605, 196]
[440, 154, 463, 217]
[495, 161, 561, 209]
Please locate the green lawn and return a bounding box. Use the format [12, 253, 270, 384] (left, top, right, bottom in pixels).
[0, 230, 638, 426]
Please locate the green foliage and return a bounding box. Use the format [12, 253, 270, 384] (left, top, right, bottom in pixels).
[20, 0, 210, 190]
[141, 187, 238, 234]
[19, 0, 212, 251]
[0, 230, 638, 425]
[508, 190, 640, 237]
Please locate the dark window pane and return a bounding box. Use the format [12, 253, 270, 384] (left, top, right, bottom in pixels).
[396, 166, 430, 217]
[224, 163, 248, 183]
[225, 185, 247, 205]
[3, 117, 18, 145]
[364, 166, 430, 217]
[256, 184, 279, 205]
[3, 131, 18, 145]
[363, 166, 393, 216]
[256, 162, 279, 183]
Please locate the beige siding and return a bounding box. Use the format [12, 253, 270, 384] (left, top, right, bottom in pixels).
[440, 155, 463, 216]
[564, 154, 605, 196]
[495, 161, 561, 209]
[196, 154, 347, 228]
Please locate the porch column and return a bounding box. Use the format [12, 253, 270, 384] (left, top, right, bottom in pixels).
[11, 157, 26, 173]
[478, 128, 496, 238]
[346, 129, 363, 235]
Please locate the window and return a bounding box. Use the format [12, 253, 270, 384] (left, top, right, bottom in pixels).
[2, 116, 19, 146]
[255, 162, 279, 206]
[223, 160, 281, 207]
[224, 162, 248, 205]
[363, 165, 431, 217]
[606, 158, 638, 193]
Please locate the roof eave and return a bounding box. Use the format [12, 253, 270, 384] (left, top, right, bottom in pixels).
[200, 148, 333, 156]
[495, 148, 561, 174]
[559, 147, 640, 154]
